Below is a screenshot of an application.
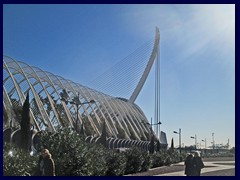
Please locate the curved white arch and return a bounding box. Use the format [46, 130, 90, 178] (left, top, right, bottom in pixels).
[129, 27, 160, 103]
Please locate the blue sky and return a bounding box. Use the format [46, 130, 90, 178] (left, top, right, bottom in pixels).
[3, 4, 235, 147]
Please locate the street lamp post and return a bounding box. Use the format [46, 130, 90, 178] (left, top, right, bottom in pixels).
[142, 118, 162, 153]
[143, 117, 162, 134]
[212, 133, 215, 149]
[201, 138, 206, 156]
[60, 90, 95, 134]
[190, 134, 197, 150]
[173, 128, 181, 153]
[202, 138, 206, 149]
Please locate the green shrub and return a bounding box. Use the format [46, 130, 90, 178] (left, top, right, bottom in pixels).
[150, 151, 165, 168]
[3, 143, 38, 176]
[166, 149, 183, 164]
[82, 144, 108, 176]
[140, 151, 151, 172]
[164, 155, 172, 166]
[124, 147, 144, 174]
[34, 127, 109, 176]
[5, 127, 179, 176]
[161, 149, 186, 166]
[35, 128, 87, 176]
[105, 150, 126, 176]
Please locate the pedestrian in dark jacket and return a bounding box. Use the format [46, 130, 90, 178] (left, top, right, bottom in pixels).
[184, 153, 193, 176]
[41, 149, 55, 176]
[192, 151, 204, 176]
[33, 149, 55, 176]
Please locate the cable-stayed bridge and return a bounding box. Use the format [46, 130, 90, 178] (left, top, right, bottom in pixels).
[3, 27, 166, 150]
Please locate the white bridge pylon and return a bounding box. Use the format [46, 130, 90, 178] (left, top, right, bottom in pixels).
[129, 27, 160, 103]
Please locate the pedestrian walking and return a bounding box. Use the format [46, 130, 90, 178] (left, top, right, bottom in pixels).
[33, 149, 55, 176]
[192, 151, 204, 176]
[184, 153, 193, 176]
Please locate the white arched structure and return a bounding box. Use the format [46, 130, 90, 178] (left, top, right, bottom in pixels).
[3, 27, 161, 142]
[129, 27, 160, 103]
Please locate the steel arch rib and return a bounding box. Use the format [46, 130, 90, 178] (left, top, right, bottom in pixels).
[13, 60, 56, 132]
[113, 100, 141, 140]
[22, 62, 62, 130]
[18, 68, 76, 130]
[3, 58, 41, 130]
[129, 27, 160, 103]
[67, 81, 101, 135]
[64, 78, 100, 135]
[82, 87, 130, 138]
[46, 74, 75, 128]
[79, 86, 118, 137]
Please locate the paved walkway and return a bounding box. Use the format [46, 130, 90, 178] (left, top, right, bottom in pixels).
[155, 161, 235, 176]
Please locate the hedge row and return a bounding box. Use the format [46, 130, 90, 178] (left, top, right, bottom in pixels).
[3, 128, 185, 176]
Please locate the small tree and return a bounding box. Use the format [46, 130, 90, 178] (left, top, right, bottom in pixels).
[79, 123, 85, 137]
[149, 134, 155, 154]
[230, 147, 235, 154]
[20, 91, 31, 151]
[170, 138, 174, 149]
[156, 139, 161, 151]
[99, 121, 107, 148]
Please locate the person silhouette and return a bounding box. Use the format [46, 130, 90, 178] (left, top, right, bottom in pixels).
[184, 153, 193, 176]
[34, 149, 55, 176]
[192, 151, 204, 176]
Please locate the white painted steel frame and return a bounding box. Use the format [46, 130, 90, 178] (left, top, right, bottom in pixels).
[3, 57, 151, 140]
